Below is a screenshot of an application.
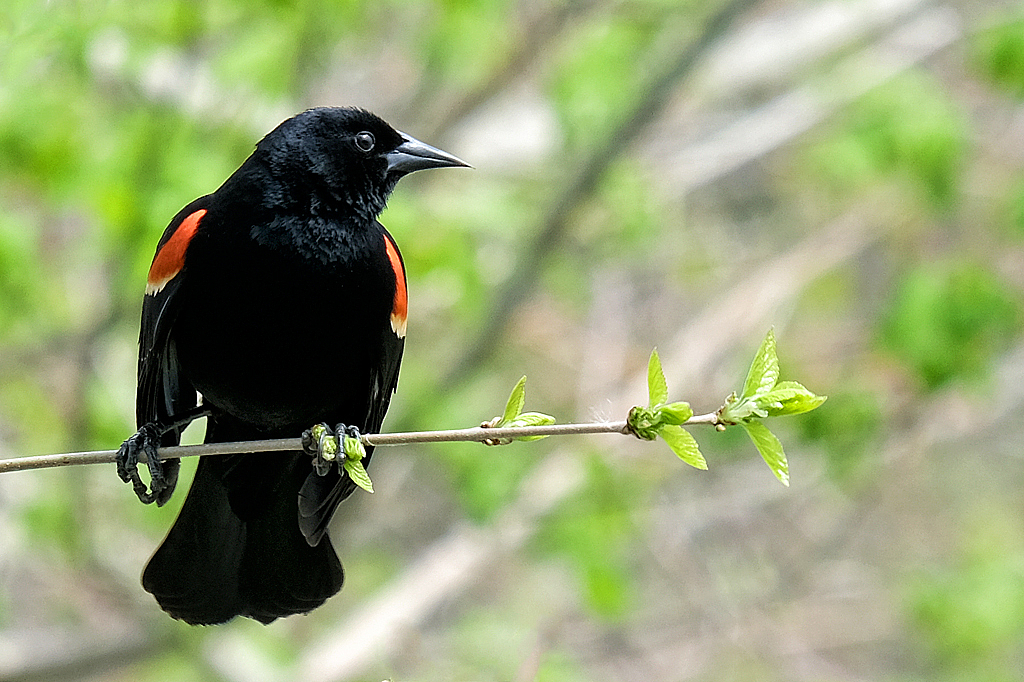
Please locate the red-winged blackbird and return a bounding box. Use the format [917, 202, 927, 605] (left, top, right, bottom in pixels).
[116, 107, 467, 625]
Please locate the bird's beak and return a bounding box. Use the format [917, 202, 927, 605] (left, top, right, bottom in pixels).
[385, 133, 470, 176]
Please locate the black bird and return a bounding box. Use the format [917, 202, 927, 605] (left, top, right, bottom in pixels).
[116, 107, 467, 625]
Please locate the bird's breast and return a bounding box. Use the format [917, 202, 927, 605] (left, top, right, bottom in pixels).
[173, 222, 395, 430]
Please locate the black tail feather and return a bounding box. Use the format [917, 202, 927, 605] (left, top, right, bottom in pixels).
[142, 456, 247, 624]
[141, 418, 344, 625]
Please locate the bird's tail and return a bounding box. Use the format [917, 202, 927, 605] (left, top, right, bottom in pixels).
[141, 416, 343, 625]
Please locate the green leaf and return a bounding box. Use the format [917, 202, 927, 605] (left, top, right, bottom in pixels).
[647, 349, 669, 407]
[342, 434, 367, 462]
[500, 375, 528, 426]
[343, 457, 374, 493]
[742, 328, 780, 399]
[511, 411, 556, 426]
[660, 425, 707, 470]
[342, 433, 372, 493]
[658, 401, 692, 426]
[507, 411, 557, 441]
[755, 381, 827, 417]
[743, 421, 789, 486]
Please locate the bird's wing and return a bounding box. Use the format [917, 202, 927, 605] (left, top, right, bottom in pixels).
[366, 226, 407, 434]
[136, 197, 211, 443]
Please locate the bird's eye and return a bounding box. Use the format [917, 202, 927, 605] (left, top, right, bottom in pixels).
[354, 131, 375, 153]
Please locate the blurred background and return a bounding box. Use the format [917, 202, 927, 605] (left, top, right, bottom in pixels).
[2, 0, 1023, 680]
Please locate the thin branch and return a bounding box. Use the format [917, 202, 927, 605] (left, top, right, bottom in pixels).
[0, 413, 722, 475]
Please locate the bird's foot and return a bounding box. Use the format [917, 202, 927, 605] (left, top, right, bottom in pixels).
[302, 423, 362, 476]
[116, 424, 177, 506]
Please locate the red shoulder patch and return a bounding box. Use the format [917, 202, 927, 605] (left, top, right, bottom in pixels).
[384, 233, 407, 338]
[146, 209, 206, 295]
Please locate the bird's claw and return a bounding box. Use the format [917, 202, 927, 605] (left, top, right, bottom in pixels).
[302, 423, 362, 477]
[302, 424, 336, 477]
[116, 424, 176, 506]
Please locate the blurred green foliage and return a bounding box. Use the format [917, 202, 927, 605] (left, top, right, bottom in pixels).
[879, 261, 1021, 389]
[908, 517, 1024, 680]
[797, 390, 882, 486]
[439, 439, 538, 520]
[533, 455, 642, 619]
[809, 73, 967, 210]
[1010, 177, 1024, 238]
[549, 19, 661, 148]
[972, 8, 1024, 99]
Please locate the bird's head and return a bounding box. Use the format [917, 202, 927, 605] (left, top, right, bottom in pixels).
[255, 107, 468, 219]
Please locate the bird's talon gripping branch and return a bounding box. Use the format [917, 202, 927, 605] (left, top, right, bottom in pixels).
[302, 423, 363, 476]
[116, 423, 171, 505]
[336, 423, 362, 443]
[302, 423, 338, 476]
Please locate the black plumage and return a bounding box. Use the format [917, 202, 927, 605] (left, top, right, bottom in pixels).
[116, 107, 466, 624]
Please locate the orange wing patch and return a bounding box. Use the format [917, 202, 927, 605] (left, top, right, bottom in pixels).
[146, 209, 206, 295]
[384, 234, 407, 338]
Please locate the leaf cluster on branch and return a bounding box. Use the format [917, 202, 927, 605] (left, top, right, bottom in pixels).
[626, 328, 824, 485]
